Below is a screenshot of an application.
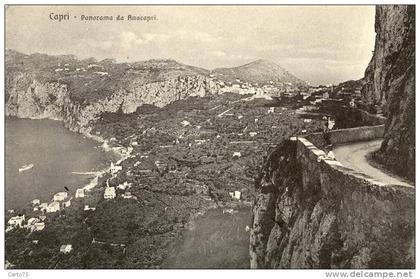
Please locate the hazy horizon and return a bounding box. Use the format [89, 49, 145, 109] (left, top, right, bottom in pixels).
[6, 5, 376, 85]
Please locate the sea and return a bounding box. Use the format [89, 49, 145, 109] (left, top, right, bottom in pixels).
[5, 117, 116, 210]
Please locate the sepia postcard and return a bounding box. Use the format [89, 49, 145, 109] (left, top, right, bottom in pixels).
[2, 1, 416, 275]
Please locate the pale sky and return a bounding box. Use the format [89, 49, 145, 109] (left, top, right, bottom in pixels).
[6, 5, 376, 85]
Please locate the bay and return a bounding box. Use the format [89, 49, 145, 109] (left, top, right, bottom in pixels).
[5, 117, 116, 210]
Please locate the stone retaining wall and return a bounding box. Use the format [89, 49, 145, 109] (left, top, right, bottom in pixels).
[250, 121, 414, 268]
[304, 125, 385, 149]
[294, 126, 414, 267]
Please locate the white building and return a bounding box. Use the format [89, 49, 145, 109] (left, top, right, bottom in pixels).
[75, 189, 85, 198]
[84, 205, 96, 211]
[117, 181, 132, 191]
[8, 215, 25, 228]
[233, 152, 242, 158]
[234, 191, 242, 200]
[104, 187, 116, 200]
[63, 200, 71, 208]
[46, 201, 60, 213]
[180, 120, 191, 127]
[328, 119, 335, 130]
[32, 199, 40, 206]
[195, 139, 206, 145]
[53, 192, 68, 201]
[39, 203, 48, 212]
[223, 208, 235, 215]
[268, 107, 275, 114]
[110, 162, 122, 174]
[249, 132, 258, 137]
[5, 261, 15, 269]
[60, 244, 73, 254]
[122, 192, 133, 199]
[33, 222, 45, 232]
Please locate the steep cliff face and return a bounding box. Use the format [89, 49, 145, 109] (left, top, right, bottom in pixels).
[5, 50, 221, 133]
[6, 72, 220, 133]
[361, 5, 415, 180]
[250, 139, 414, 268]
[5, 72, 69, 120]
[63, 75, 220, 132]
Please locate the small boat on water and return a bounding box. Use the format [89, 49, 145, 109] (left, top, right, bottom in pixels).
[19, 164, 34, 172]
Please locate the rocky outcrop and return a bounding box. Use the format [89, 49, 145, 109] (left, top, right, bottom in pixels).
[250, 137, 414, 268]
[5, 50, 223, 133]
[361, 5, 415, 181]
[5, 72, 69, 120]
[6, 73, 220, 133]
[63, 75, 220, 132]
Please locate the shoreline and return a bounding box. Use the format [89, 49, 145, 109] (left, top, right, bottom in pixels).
[5, 116, 126, 212]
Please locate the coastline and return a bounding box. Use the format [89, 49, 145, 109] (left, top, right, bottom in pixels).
[5, 116, 125, 212]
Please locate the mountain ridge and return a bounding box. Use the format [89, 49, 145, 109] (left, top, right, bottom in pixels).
[211, 59, 305, 85]
[6, 50, 304, 86]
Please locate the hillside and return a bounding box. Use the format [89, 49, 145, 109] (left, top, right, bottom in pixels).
[5, 50, 210, 104]
[5, 50, 219, 132]
[212, 59, 305, 86]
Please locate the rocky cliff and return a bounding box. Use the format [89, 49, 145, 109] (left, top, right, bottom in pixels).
[5, 51, 221, 133]
[361, 5, 415, 181]
[6, 72, 69, 120]
[62, 75, 220, 133]
[250, 137, 414, 269]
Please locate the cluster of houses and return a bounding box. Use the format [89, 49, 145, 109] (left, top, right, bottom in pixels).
[104, 160, 135, 200]
[7, 191, 74, 232]
[6, 214, 47, 233]
[6, 172, 103, 234]
[104, 187, 116, 200]
[211, 76, 302, 97]
[104, 180, 135, 200]
[6, 210, 73, 255]
[32, 192, 72, 214]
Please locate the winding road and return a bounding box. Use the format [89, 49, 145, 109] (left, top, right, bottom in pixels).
[333, 139, 414, 187]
